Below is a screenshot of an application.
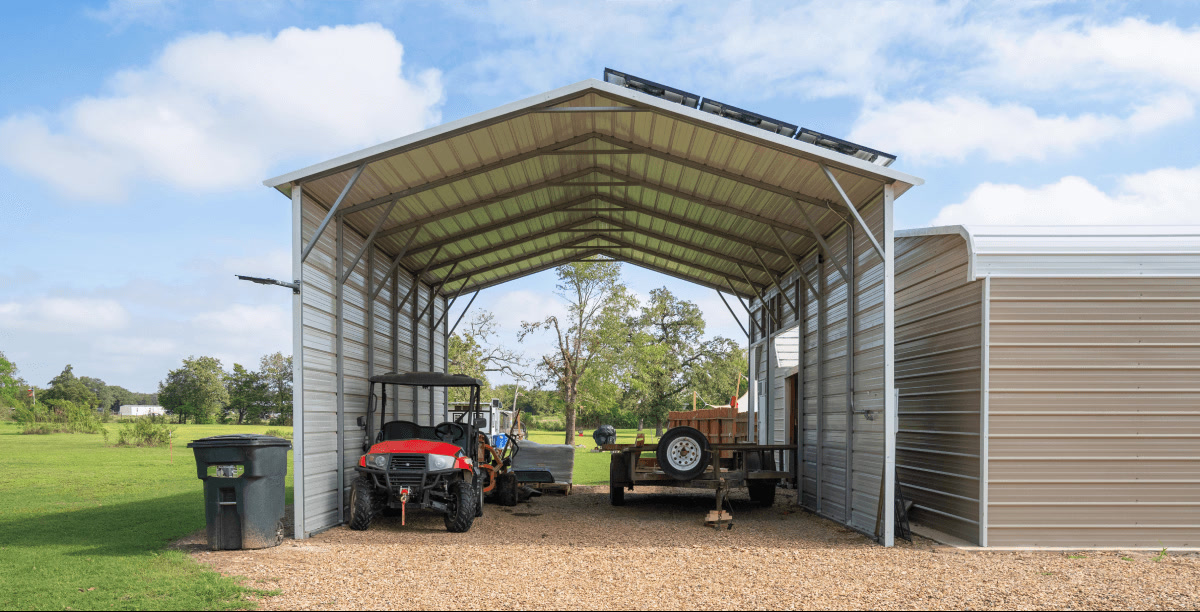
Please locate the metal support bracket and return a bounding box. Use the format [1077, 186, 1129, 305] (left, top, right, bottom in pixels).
[790, 199, 851, 286]
[300, 162, 366, 263]
[819, 163, 885, 260]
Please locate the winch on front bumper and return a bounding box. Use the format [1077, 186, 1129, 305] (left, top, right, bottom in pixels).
[355, 453, 462, 511]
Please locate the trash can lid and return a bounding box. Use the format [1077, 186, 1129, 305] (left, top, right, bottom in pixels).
[186, 434, 293, 449]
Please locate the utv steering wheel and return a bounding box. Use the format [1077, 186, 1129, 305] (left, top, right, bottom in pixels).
[434, 422, 467, 444]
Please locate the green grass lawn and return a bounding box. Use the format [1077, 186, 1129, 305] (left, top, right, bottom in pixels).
[0, 421, 293, 611]
[524, 428, 660, 486]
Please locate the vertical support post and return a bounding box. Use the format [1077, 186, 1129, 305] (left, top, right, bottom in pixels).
[844, 226, 856, 524]
[882, 182, 897, 548]
[816, 255, 826, 516]
[334, 216, 346, 524]
[796, 277, 805, 503]
[748, 344, 757, 444]
[765, 315, 773, 446]
[411, 272, 419, 423]
[391, 267, 399, 421]
[429, 291, 436, 425]
[290, 183, 306, 539]
[443, 298, 449, 422]
[367, 247, 375, 386]
[980, 276, 991, 547]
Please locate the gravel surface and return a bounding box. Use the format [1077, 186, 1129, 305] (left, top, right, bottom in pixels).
[187, 487, 1200, 610]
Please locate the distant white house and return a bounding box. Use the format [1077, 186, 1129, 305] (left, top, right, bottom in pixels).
[119, 405, 165, 417]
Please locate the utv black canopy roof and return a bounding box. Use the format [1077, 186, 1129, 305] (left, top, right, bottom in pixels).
[368, 371, 483, 387]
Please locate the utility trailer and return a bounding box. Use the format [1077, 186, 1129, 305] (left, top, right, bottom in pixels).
[605, 422, 795, 527]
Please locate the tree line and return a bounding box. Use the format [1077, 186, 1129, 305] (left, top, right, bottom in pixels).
[0, 349, 293, 426]
[450, 261, 748, 445]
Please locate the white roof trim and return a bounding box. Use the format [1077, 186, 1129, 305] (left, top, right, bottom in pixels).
[898, 225, 1200, 279]
[264, 78, 923, 190]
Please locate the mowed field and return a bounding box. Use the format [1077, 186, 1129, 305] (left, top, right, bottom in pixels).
[0, 421, 641, 610]
[0, 421, 294, 610]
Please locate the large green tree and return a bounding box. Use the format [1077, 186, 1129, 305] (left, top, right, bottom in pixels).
[519, 261, 635, 444]
[447, 311, 524, 403]
[258, 352, 292, 424]
[225, 363, 269, 424]
[0, 351, 27, 408]
[78, 376, 115, 413]
[158, 356, 228, 423]
[43, 365, 99, 408]
[621, 288, 746, 434]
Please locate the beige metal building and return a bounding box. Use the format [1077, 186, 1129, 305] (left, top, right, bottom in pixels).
[264, 76, 923, 541]
[893, 225, 1200, 547]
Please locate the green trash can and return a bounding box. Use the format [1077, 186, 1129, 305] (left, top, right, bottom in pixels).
[188, 434, 291, 550]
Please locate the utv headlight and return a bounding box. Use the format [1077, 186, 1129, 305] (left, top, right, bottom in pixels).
[427, 454, 455, 471]
[366, 454, 388, 469]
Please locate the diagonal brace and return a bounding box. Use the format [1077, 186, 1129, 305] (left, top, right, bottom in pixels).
[820, 163, 885, 260]
[301, 163, 366, 263]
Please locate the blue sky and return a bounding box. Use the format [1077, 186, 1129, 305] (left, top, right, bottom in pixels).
[2, 0, 1199, 392]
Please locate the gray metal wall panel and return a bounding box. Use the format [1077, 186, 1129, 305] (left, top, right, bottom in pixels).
[894, 233, 982, 544]
[299, 194, 440, 536]
[987, 276, 1200, 547]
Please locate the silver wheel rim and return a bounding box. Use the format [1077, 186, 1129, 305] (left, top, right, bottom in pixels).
[665, 437, 702, 472]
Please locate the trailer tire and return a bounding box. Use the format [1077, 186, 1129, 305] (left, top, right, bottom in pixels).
[656, 427, 710, 481]
[444, 478, 477, 533]
[348, 477, 375, 531]
[495, 472, 519, 507]
[609, 454, 628, 506]
[746, 452, 778, 507]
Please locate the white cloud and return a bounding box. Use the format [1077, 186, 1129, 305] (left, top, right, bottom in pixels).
[0, 24, 442, 201]
[982, 17, 1200, 97]
[0, 297, 131, 332]
[931, 164, 1200, 226]
[850, 94, 1192, 164]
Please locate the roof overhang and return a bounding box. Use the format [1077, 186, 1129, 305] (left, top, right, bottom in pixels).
[269, 78, 923, 299]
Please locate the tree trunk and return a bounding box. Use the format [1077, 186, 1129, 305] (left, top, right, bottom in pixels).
[564, 383, 577, 446]
[637, 418, 644, 432]
[655, 419, 664, 437]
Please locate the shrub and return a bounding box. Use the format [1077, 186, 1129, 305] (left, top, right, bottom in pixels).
[115, 418, 176, 447]
[263, 428, 293, 440]
[15, 399, 103, 435]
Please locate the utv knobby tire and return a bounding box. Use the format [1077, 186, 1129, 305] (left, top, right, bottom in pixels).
[348, 477, 376, 530]
[444, 479, 478, 533]
[609, 453, 628, 506]
[746, 452, 778, 507]
[655, 427, 710, 481]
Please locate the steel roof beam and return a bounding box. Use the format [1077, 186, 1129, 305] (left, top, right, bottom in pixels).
[591, 134, 844, 211]
[587, 169, 817, 240]
[336, 133, 598, 217]
[591, 194, 792, 257]
[595, 236, 757, 287]
[736, 262, 779, 327]
[427, 216, 608, 271]
[442, 235, 600, 285]
[790, 198, 851, 286]
[405, 195, 601, 257]
[752, 246, 798, 316]
[585, 216, 766, 272]
[451, 249, 607, 296]
[769, 226, 818, 295]
[606, 253, 756, 299]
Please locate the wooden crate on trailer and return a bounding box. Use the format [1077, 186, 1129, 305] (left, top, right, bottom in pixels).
[667, 407, 747, 458]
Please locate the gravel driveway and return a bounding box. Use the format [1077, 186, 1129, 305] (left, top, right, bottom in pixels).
[190, 487, 1199, 610]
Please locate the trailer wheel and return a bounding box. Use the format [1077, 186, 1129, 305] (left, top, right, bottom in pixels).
[656, 427, 710, 481]
[746, 452, 778, 507]
[348, 477, 375, 530]
[609, 454, 628, 506]
[496, 472, 519, 507]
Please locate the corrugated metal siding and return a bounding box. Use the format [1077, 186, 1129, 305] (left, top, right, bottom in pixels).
[987, 277, 1200, 547]
[754, 195, 888, 535]
[894, 234, 982, 544]
[299, 194, 443, 536]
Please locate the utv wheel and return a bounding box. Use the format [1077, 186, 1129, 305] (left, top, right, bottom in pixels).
[444, 479, 478, 533]
[609, 453, 627, 506]
[746, 452, 778, 507]
[655, 427, 710, 481]
[348, 477, 375, 530]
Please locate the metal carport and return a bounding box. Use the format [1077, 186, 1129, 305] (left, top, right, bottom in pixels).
[263, 77, 922, 543]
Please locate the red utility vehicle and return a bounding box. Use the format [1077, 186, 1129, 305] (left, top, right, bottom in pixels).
[350, 372, 488, 533]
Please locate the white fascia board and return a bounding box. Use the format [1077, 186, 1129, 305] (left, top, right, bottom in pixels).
[264, 78, 924, 195]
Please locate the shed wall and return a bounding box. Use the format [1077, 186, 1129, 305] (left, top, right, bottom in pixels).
[894, 234, 982, 544]
[752, 195, 890, 537]
[986, 277, 1200, 547]
[297, 194, 445, 537]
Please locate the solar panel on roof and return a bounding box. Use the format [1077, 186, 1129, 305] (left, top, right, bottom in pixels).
[603, 68, 701, 108]
[796, 128, 896, 167]
[698, 99, 799, 138]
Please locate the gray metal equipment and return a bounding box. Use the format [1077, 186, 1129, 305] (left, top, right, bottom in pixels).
[188, 434, 292, 550]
